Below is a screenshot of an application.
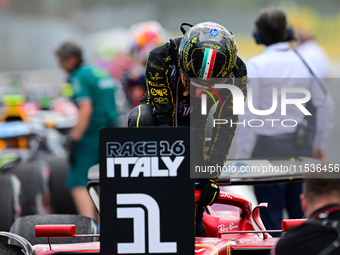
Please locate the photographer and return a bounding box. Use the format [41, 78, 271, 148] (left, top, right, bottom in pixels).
[274, 170, 340, 255]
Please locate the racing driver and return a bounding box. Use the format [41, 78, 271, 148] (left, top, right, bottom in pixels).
[128, 21, 247, 237]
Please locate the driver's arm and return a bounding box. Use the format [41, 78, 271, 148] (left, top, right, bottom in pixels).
[144, 46, 176, 126]
[71, 99, 92, 141]
[207, 56, 247, 172]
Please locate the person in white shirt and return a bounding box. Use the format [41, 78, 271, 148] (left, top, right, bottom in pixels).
[236, 7, 335, 236]
[295, 29, 331, 78]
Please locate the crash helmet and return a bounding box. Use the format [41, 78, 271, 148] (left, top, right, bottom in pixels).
[178, 21, 237, 93]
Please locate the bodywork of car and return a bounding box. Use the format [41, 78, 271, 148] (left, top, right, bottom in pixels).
[1, 158, 312, 255]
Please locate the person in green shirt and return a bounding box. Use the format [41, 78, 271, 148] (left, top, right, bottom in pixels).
[55, 41, 118, 220]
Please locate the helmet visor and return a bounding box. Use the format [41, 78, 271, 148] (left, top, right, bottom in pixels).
[191, 48, 229, 80]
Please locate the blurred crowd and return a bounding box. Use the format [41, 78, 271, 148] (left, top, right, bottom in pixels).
[0, 18, 333, 128]
[91, 21, 170, 126]
[0, 21, 171, 228]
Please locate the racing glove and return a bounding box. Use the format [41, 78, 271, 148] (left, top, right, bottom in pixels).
[195, 179, 220, 207]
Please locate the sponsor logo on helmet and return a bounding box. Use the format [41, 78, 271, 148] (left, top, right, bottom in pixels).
[184, 43, 194, 69]
[210, 29, 218, 37]
[200, 23, 221, 30]
[203, 43, 221, 50]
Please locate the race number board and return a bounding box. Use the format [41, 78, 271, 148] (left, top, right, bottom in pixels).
[100, 127, 194, 255]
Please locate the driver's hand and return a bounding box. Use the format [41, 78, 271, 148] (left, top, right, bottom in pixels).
[195, 179, 220, 207]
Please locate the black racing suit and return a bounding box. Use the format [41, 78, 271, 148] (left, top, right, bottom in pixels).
[128, 36, 247, 236]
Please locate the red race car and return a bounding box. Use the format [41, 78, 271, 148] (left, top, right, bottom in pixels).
[0, 158, 309, 255]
